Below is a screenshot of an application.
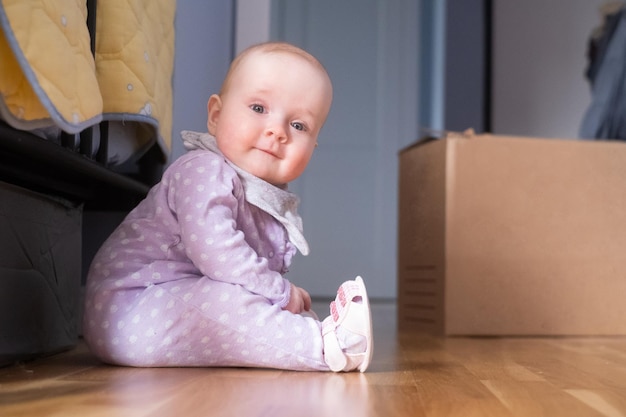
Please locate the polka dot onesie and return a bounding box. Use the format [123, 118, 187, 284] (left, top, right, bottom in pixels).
[83, 147, 329, 371]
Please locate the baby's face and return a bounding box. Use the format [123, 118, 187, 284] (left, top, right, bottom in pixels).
[208, 51, 332, 185]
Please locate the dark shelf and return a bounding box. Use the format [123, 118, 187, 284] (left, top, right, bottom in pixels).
[0, 122, 155, 210]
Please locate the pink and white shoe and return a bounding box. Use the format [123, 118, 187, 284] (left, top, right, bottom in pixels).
[322, 276, 373, 372]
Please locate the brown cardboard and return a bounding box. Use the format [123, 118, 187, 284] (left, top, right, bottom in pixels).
[398, 131, 626, 335]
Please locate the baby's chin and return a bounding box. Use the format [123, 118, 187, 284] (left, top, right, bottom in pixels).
[240, 166, 286, 187]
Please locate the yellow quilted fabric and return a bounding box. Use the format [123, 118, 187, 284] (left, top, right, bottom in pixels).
[0, 0, 102, 132]
[96, 0, 176, 153]
[0, 0, 174, 156]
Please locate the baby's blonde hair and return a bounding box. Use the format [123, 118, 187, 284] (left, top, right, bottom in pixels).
[219, 42, 331, 96]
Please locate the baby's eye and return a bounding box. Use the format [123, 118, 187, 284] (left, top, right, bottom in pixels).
[250, 104, 264, 113]
[291, 122, 306, 131]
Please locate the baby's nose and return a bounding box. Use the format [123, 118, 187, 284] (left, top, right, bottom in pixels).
[265, 123, 288, 142]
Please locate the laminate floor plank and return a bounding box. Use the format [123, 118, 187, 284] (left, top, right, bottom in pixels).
[2, 302, 626, 417]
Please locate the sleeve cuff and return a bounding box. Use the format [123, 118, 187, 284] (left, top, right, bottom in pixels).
[276, 278, 292, 308]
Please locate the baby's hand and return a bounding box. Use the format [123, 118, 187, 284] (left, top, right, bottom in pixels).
[283, 283, 312, 314]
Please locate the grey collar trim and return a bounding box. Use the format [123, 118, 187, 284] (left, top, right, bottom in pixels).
[181, 130, 310, 255]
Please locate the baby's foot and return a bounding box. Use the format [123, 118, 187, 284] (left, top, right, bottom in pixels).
[322, 276, 373, 372]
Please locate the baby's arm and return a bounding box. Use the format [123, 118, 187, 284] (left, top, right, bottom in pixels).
[169, 154, 292, 307]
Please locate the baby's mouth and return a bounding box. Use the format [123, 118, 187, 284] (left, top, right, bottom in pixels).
[257, 147, 279, 158]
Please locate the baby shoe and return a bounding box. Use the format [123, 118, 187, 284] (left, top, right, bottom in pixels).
[322, 276, 373, 372]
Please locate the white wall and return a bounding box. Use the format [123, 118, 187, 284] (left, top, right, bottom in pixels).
[235, 0, 271, 53]
[170, 1, 234, 162]
[492, 0, 607, 138]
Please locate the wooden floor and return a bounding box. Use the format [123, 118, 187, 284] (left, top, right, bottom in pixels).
[2, 302, 626, 417]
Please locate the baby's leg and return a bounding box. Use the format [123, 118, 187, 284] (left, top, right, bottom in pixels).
[86, 277, 329, 371]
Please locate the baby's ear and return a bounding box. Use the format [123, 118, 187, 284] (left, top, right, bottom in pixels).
[207, 94, 222, 135]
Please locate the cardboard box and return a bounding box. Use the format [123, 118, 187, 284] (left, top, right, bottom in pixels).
[398, 131, 626, 335]
[0, 181, 82, 365]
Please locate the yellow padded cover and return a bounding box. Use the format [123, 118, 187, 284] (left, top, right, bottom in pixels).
[96, 0, 176, 154]
[0, 0, 174, 156]
[0, 0, 102, 132]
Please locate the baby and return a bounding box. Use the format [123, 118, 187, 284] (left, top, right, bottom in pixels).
[83, 42, 372, 372]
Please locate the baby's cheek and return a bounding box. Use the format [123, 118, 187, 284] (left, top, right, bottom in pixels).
[290, 148, 315, 176]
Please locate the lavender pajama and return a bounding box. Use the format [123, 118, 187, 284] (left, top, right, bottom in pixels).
[83, 148, 329, 371]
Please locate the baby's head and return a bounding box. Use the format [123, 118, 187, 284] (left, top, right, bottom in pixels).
[207, 42, 333, 186]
